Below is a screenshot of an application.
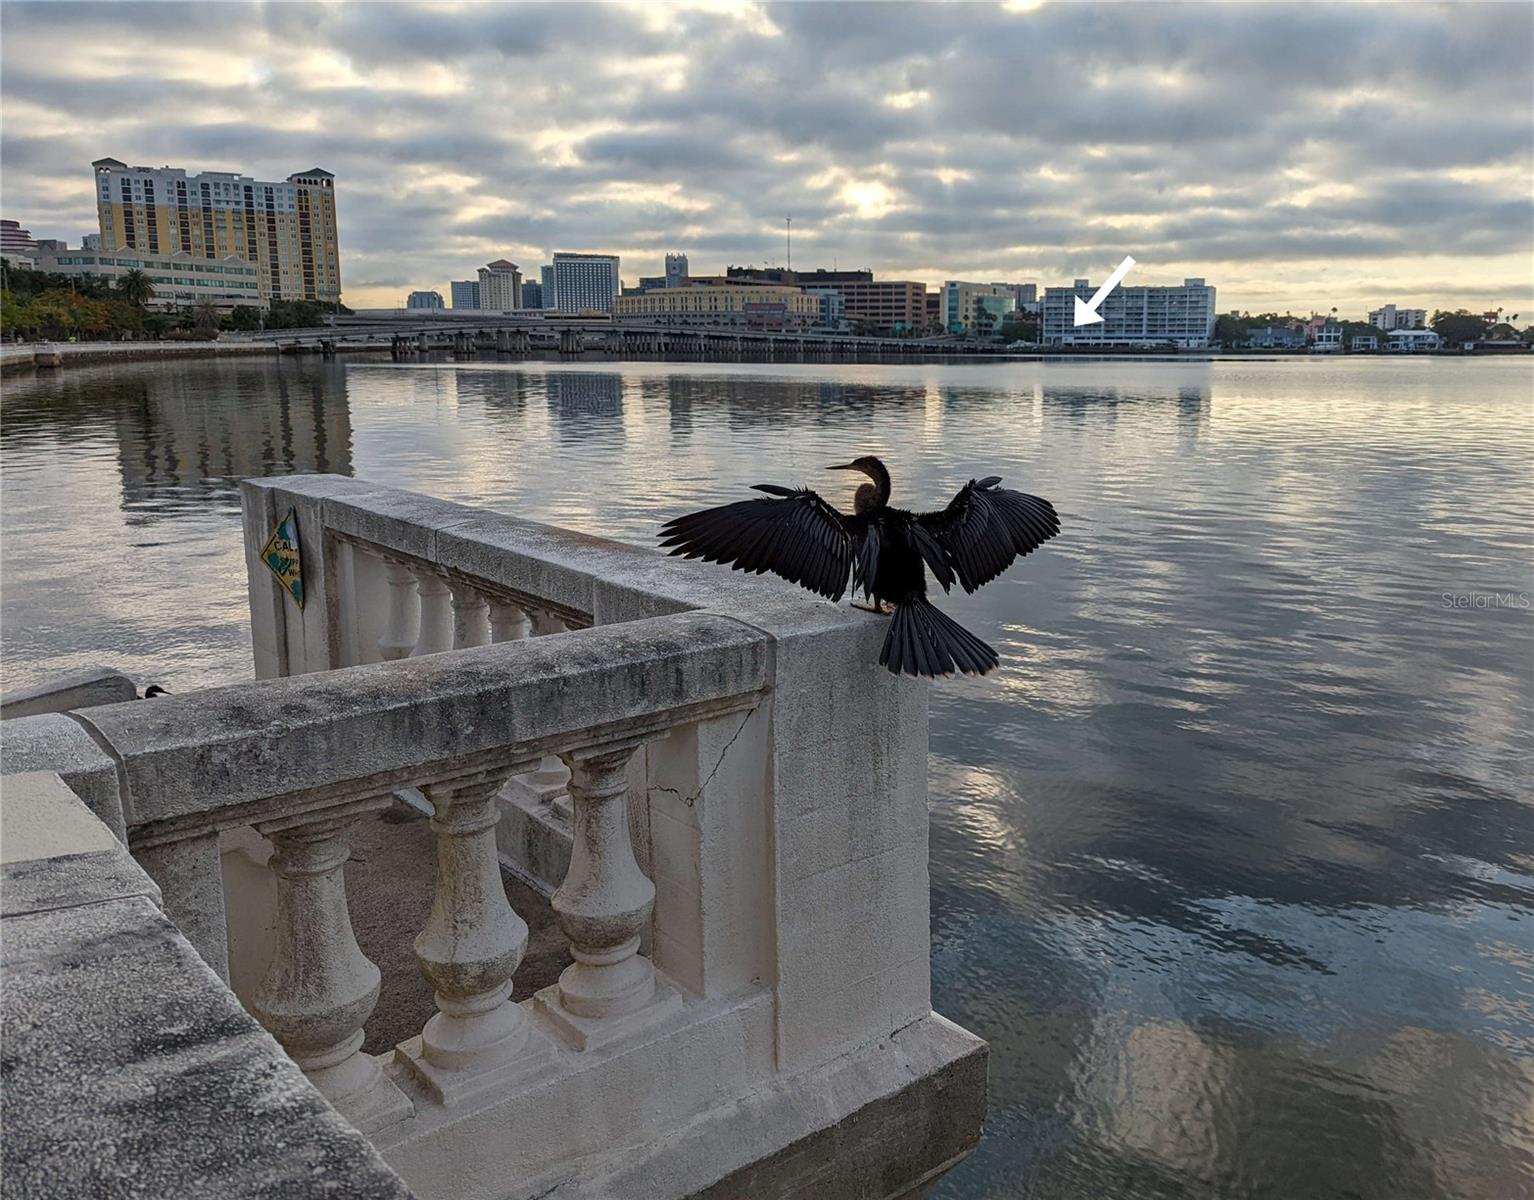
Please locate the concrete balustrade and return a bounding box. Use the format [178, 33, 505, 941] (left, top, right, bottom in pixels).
[7, 474, 987, 1199]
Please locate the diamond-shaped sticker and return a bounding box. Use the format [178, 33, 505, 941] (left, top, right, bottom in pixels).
[261, 506, 304, 609]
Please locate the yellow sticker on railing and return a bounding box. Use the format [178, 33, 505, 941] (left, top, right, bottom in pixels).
[261, 506, 304, 609]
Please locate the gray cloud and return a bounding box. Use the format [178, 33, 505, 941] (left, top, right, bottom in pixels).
[1, 0, 1529, 312]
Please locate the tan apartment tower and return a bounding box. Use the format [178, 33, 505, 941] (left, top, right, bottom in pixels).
[91, 158, 341, 305]
[477, 259, 522, 310]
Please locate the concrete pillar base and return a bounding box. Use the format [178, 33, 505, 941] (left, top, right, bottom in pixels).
[393, 1022, 557, 1107]
[532, 974, 683, 1053]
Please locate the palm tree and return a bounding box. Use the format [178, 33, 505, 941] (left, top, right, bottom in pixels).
[117, 269, 155, 307]
[192, 299, 221, 332]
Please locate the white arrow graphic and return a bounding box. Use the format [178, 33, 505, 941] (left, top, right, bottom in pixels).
[1073, 255, 1136, 326]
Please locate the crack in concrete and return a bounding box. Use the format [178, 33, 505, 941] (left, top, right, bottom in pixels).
[647, 707, 754, 809]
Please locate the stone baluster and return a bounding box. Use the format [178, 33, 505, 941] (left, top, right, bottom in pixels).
[450, 582, 491, 650]
[530, 609, 567, 637]
[489, 599, 531, 643]
[517, 609, 573, 811]
[249, 803, 411, 1132]
[378, 557, 420, 661]
[412, 568, 453, 656]
[537, 742, 679, 1049]
[396, 768, 554, 1101]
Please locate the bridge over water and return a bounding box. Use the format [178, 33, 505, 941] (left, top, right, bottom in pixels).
[245, 314, 1008, 361]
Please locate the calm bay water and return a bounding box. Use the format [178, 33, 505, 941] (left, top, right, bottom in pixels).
[3, 355, 1532, 1198]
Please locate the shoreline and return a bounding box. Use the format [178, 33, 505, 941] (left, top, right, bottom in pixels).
[1, 337, 1508, 378]
[0, 339, 281, 374]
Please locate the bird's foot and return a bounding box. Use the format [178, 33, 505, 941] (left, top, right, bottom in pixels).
[851, 599, 894, 615]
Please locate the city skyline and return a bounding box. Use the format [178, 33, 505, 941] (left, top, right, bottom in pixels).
[2, 1, 1530, 314]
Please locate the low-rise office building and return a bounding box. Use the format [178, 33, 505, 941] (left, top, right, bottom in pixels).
[942, 282, 1019, 333]
[1041, 277, 1216, 347]
[1, 218, 38, 263]
[34, 247, 264, 310]
[613, 282, 818, 328]
[725, 267, 927, 333]
[805, 287, 848, 331]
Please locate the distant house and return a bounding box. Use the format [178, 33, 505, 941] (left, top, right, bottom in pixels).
[1387, 329, 1442, 353]
[1311, 321, 1343, 353]
[1244, 325, 1305, 349]
[1351, 335, 1378, 352]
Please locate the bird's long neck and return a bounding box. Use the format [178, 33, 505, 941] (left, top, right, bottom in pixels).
[858, 459, 891, 511]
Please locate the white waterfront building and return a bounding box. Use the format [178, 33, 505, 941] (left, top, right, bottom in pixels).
[1387, 328, 1442, 352]
[1368, 304, 1427, 331]
[1042, 277, 1217, 348]
[545, 252, 620, 313]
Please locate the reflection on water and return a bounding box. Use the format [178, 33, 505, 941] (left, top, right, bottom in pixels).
[3, 356, 1532, 1199]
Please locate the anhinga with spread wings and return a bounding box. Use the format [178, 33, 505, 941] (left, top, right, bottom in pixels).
[658, 455, 1060, 678]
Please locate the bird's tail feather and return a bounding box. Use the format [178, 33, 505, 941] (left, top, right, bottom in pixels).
[879, 600, 998, 678]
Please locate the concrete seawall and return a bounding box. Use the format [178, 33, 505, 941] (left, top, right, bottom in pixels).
[1, 340, 281, 374]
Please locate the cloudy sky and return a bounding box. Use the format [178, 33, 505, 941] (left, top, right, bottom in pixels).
[3, 1, 1530, 315]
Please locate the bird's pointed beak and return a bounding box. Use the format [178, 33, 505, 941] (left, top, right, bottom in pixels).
[826, 462, 856, 471]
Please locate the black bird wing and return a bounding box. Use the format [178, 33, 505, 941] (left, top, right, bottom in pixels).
[915, 476, 1060, 594]
[659, 484, 857, 601]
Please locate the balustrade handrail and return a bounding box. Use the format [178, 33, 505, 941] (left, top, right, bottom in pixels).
[243, 475, 821, 653]
[82, 610, 769, 848]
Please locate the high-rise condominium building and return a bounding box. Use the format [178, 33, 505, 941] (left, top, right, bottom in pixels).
[450, 280, 480, 309]
[539, 266, 555, 309]
[520, 280, 542, 309]
[546, 253, 620, 312]
[407, 291, 444, 310]
[665, 252, 689, 288]
[1367, 304, 1427, 331]
[477, 259, 522, 309]
[1041, 277, 1217, 347]
[90, 158, 341, 305]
